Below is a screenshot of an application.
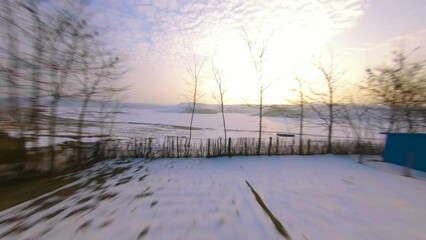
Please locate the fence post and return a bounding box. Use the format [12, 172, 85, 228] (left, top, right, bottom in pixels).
[185, 137, 188, 157]
[357, 140, 364, 164]
[146, 138, 152, 159]
[93, 141, 100, 162]
[133, 138, 136, 158]
[176, 137, 180, 157]
[228, 138, 232, 158]
[275, 137, 279, 155]
[307, 139, 311, 155]
[170, 138, 173, 157]
[268, 137, 272, 156]
[207, 138, 211, 157]
[162, 137, 166, 158]
[244, 138, 248, 156]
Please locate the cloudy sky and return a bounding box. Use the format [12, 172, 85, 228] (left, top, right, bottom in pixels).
[87, 0, 426, 104]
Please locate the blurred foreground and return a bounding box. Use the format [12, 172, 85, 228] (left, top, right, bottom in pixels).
[1, 155, 425, 240]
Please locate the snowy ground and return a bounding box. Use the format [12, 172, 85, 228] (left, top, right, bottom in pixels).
[1, 155, 425, 240]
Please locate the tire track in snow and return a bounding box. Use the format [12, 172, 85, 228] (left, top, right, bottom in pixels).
[245, 180, 291, 240]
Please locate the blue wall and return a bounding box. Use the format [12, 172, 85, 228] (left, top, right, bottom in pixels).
[383, 133, 426, 172]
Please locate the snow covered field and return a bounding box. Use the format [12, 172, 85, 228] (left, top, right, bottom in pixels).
[1, 155, 425, 240]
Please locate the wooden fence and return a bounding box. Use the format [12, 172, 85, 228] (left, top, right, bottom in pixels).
[93, 137, 384, 161]
[0, 136, 383, 182]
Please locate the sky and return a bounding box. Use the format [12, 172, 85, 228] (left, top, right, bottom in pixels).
[87, 0, 426, 105]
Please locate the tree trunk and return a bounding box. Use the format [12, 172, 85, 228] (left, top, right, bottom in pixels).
[299, 99, 304, 154]
[327, 103, 333, 153]
[189, 100, 196, 145]
[4, 0, 21, 131]
[258, 88, 263, 155]
[220, 96, 227, 147]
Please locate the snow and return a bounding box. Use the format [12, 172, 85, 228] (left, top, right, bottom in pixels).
[53, 106, 385, 143]
[357, 155, 426, 181]
[1, 155, 425, 240]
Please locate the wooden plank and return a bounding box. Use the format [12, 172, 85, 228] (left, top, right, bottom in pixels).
[277, 133, 295, 138]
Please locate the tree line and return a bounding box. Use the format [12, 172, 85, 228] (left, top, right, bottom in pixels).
[183, 34, 426, 155]
[0, 0, 125, 170]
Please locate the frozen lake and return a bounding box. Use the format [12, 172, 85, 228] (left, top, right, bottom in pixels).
[56, 105, 384, 143]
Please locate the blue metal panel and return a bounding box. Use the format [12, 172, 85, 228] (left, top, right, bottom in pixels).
[383, 133, 426, 172]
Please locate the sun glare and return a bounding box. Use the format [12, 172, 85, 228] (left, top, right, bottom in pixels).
[202, 21, 333, 104]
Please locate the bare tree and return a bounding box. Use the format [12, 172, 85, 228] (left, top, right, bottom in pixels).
[23, 0, 45, 149]
[1, 0, 21, 130]
[74, 50, 124, 162]
[291, 75, 307, 154]
[0, 0, 127, 172]
[211, 62, 227, 147]
[341, 99, 376, 163]
[75, 47, 123, 144]
[364, 49, 426, 132]
[97, 96, 124, 137]
[310, 51, 344, 153]
[44, 4, 90, 170]
[182, 46, 204, 144]
[243, 28, 273, 155]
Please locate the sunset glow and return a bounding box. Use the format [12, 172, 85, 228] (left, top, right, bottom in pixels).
[2, 0, 426, 105]
[75, 0, 426, 104]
